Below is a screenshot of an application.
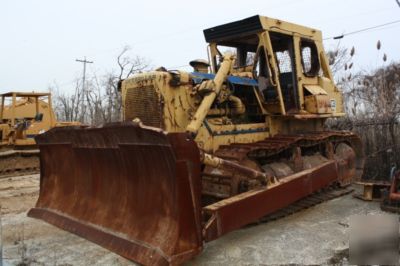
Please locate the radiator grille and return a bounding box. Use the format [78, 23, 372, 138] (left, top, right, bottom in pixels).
[124, 85, 163, 128]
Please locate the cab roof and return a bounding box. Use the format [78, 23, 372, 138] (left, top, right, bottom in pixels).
[1, 92, 51, 97]
[203, 15, 322, 46]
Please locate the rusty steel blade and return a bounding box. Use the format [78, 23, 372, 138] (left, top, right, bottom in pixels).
[28, 122, 203, 265]
[202, 160, 339, 241]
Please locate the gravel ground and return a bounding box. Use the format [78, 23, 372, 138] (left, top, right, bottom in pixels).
[0, 174, 392, 265]
[189, 187, 387, 265]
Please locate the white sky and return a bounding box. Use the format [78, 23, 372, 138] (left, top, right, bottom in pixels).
[1, 0, 399, 94]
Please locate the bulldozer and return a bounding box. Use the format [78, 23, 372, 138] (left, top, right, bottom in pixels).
[0, 92, 79, 177]
[28, 15, 364, 265]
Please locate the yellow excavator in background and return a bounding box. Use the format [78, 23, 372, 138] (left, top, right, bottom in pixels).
[0, 92, 79, 177]
[29, 15, 364, 265]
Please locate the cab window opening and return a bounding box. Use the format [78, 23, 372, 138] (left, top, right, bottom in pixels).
[269, 31, 298, 112]
[300, 39, 320, 77]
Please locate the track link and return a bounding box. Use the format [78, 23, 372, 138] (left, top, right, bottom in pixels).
[258, 185, 354, 223]
[0, 149, 40, 178]
[215, 131, 361, 162]
[0, 167, 40, 178]
[203, 131, 364, 200]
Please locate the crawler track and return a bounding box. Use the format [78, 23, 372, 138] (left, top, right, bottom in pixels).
[203, 130, 364, 199]
[0, 149, 40, 178]
[216, 131, 362, 162]
[258, 185, 354, 223]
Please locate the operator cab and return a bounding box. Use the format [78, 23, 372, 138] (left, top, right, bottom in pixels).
[204, 15, 333, 117]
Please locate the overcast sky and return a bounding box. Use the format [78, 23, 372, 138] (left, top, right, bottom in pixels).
[1, 0, 399, 94]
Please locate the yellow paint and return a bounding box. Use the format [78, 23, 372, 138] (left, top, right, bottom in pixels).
[121, 15, 347, 154]
[0, 92, 79, 147]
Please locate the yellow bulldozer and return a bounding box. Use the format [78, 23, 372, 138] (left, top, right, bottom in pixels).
[0, 91, 79, 177]
[29, 15, 364, 265]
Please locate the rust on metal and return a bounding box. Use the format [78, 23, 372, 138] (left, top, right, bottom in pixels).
[29, 125, 364, 265]
[202, 160, 339, 241]
[201, 131, 364, 241]
[203, 131, 364, 198]
[26, 13, 367, 265]
[201, 152, 269, 184]
[259, 185, 354, 223]
[380, 172, 400, 213]
[28, 122, 203, 265]
[389, 172, 400, 201]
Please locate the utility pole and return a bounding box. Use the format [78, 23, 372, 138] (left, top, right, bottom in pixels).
[75, 57, 93, 123]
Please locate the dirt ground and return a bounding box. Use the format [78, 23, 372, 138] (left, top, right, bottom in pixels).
[0, 174, 393, 265]
[0, 175, 133, 266]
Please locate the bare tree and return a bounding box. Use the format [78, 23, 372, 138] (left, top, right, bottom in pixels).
[52, 47, 149, 125]
[51, 79, 84, 122]
[327, 42, 400, 179]
[99, 46, 149, 123]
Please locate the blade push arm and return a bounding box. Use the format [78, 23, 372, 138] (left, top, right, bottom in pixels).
[186, 53, 235, 135]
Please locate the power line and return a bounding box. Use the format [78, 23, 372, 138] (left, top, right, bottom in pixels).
[324, 19, 400, 40]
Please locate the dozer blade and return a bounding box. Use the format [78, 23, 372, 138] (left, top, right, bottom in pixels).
[28, 122, 203, 265]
